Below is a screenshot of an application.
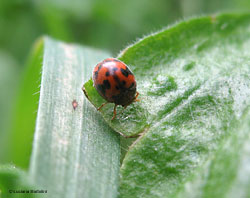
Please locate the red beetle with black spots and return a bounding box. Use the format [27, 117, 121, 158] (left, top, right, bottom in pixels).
[92, 58, 139, 120]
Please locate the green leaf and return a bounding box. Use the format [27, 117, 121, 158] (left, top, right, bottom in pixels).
[83, 79, 149, 137]
[0, 50, 19, 162]
[174, 108, 250, 198]
[3, 39, 44, 168]
[0, 165, 39, 198]
[28, 37, 120, 198]
[119, 13, 250, 198]
[83, 13, 250, 197]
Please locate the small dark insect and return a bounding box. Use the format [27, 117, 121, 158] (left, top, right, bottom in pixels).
[91, 58, 139, 120]
[72, 99, 78, 110]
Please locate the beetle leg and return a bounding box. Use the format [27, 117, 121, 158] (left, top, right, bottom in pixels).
[111, 104, 118, 120]
[134, 91, 140, 102]
[97, 102, 109, 111]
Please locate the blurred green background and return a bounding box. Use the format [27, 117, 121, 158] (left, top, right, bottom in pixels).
[0, 0, 250, 166]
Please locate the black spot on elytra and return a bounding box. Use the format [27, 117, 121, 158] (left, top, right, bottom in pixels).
[121, 67, 132, 77]
[113, 75, 119, 82]
[112, 67, 118, 72]
[97, 84, 106, 96]
[113, 76, 127, 90]
[103, 79, 111, 89]
[98, 65, 102, 71]
[96, 78, 112, 98]
[94, 64, 102, 79]
[129, 82, 135, 89]
[94, 71, 98, 79]
[105, 71, 110, 76]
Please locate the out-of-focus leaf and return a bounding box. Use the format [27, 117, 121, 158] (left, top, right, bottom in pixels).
[0, 165, 39, 198]
[0, 1, 43, 63]
[0, 51, 19, 161]
[3, 38, 44, 169]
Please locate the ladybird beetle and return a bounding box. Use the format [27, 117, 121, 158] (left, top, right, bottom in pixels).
[92, 58, 139, 120]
